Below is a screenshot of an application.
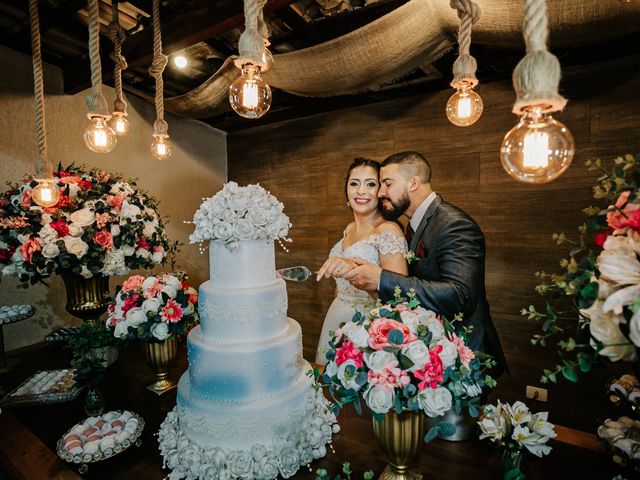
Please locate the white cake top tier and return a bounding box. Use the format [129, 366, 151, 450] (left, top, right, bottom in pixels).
[209, 239, 276, 288]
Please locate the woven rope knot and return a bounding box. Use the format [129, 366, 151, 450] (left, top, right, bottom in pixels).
[449, 0, 480, 89]
[149, 53, 168, 78]
[450, 0, 480, 23]
[153, 119, 169, 136]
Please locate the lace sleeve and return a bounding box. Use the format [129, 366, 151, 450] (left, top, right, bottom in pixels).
[374, 231, 407, 256]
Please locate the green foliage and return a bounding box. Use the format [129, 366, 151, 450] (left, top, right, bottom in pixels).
[65, 321, 120, 387]
[314, 462, 374, 480]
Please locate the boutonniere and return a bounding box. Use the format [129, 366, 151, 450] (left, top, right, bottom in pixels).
[405, 250, 419, 264]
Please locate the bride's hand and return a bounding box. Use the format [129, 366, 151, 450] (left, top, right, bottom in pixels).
[316, 256, 356, 281]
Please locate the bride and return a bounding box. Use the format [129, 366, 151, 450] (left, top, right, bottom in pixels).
[315, 158, 408, 365]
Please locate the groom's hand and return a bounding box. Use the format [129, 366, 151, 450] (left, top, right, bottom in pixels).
[343, 257, 382, 293]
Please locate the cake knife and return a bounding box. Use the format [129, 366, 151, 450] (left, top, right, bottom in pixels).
[276, 266, 312, 282]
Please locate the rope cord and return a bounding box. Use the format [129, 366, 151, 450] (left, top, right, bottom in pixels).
[85, 0, 109, 117]
[149, 0, 168, 135]
[512, 0, 567, 114]
[236, 0, 269, 68]
[28, 0, 52, 178]
[108, 0, 128, 114]
[449, 0, 480, 89]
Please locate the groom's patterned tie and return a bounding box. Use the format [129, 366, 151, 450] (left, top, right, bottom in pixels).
[405, 223, 414, 244]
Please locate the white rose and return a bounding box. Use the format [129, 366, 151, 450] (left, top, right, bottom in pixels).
[69, 208, 95, 227]
[41, 243, 60, 259]
[247, 208, 269, 227]
[151, 322, 170, 340]
[228, 450, 253, 478]
[234, 218, 255, 240]
[364, 350, 396, 374]
[110, 224, 121, 237]
[325, 361, 338, 378]
[227, 193, 250, 212]
[64, 236, 89, 258]
[39, 224, 57, 240]
[2, 264, 18, 276]
[126, 308, 146, 327]
[151, 251, 164, 263]
[161, 285, 177, 299]
[67, 223, 83, 237]
[222, 209, 237, 223]
[437, 338, 458, 368]
[337, 360, 362, 391]
[212, 222, 234, 241]
[142, 297, 162, 314]
[341, 322, 369, 349]
[101, 249, 128, 276]
[67, 182, 80, 198]
[277, 446, 300, 479]
[365, 385, 394, 414]
[252, 452, 279, 479]
[418, 386, 452, 417]
[582, 300, 636, 362]
[121, 245, 135, 256]
[120, 201, 142, 220]
[143, 222, 157, 238]
[135, 248, 150, 259]
[163, 275, 182, 290]
[113, 320, 129, 339]
[401, 340, 430, 372]
[142, 276, 158, 291]
[40, 213, 53, 225]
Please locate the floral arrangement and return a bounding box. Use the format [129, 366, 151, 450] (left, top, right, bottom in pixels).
[478, 400, 556, 480]
[524, 154, 640, 383]
[106, 273, 199, 341]
[318, 289, 496, 440]
[189, 182, 291, 251]
[0, 164, 175, 287]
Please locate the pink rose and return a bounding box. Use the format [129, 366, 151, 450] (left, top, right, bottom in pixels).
[20, 190, 32, 208]
[161, 299, 184, 323]
[96, 212, 110, 229]
[93, 230, 113, 250]
[143, 278, 163, 299]
[368, 361, 411, 392]
[335, 341, 364, 367]
[368, 318, 417, 350]
[19, 237, 41, 263]
[122, 275, 145, 292]
[450, 334, 475, 368]
[607, 191, 640, 231]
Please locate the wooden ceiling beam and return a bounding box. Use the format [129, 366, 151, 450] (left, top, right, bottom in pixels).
[63, 0, 296, 94]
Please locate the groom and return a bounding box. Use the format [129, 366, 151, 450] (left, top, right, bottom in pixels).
[344, 151, 507, 376]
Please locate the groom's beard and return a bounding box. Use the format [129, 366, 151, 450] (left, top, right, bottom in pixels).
[379, 192, 410, 220]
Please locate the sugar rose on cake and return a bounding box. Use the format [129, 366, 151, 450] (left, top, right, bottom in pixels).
[158, 182, 339, 480]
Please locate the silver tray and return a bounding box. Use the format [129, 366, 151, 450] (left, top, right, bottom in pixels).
[1, 369, 83, 407]
[56, 411, 145, 474]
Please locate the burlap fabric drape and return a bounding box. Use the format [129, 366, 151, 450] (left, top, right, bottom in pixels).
[163, 0, 640, 119]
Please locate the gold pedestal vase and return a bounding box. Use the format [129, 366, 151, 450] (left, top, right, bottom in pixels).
[372, 410, 426, 480]
[142, 336, 178, 395]
[61, 272, 111, 321]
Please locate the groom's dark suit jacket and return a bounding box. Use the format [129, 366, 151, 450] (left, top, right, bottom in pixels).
[379, 194, 507, 376]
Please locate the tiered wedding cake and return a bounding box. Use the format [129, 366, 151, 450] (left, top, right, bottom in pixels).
[158, 183, 338, 480]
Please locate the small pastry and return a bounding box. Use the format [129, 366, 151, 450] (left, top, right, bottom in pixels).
[95, 420, 107, 430]
[83, 441, 99, 455]
[86, 434, 103, 443]
[120, 411, 133, 422]
[64, 433, 80, 444]
[103, 411, 119, 422]
[65, 440, 82, 454]
[100, 436, 115, 452]
[82, 427, 98, 437]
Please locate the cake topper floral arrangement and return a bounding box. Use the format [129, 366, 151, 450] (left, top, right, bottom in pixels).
[525, 153, 640, 383]
[318, 288, 496, 441]
[189, 182, 291, 251]
[0, 164, 175, 287]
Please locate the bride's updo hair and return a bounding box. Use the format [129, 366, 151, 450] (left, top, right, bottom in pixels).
[344, 157, 381, 200]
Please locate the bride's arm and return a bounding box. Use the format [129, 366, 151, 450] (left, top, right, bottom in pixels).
[376, 223, 409, 276]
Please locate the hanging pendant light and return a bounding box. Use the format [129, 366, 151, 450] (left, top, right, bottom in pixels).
[446, 0, 483, 127]
[229, 0, 272, 119]
[107, 0, 130, 137]
[149, 0, 172, 160]
[28, 0, 60, 207]
[500, 0, 574, 184]
[84, 0, 116, 153]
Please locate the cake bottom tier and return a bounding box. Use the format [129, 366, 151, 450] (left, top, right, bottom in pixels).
[158, 373, 340, 480]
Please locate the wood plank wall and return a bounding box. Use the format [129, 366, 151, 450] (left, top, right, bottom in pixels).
[228, 56, 640, 430]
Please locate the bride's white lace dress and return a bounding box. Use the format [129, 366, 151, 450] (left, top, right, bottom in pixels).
[315, 231, 407, 364]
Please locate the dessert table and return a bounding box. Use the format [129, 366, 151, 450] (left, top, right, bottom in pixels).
[0, 341, 619, 479]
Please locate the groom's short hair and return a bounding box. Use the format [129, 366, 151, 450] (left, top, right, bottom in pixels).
[381, 151, 431, 184]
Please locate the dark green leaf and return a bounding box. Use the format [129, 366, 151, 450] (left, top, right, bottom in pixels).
[424, 427, 439, 443]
